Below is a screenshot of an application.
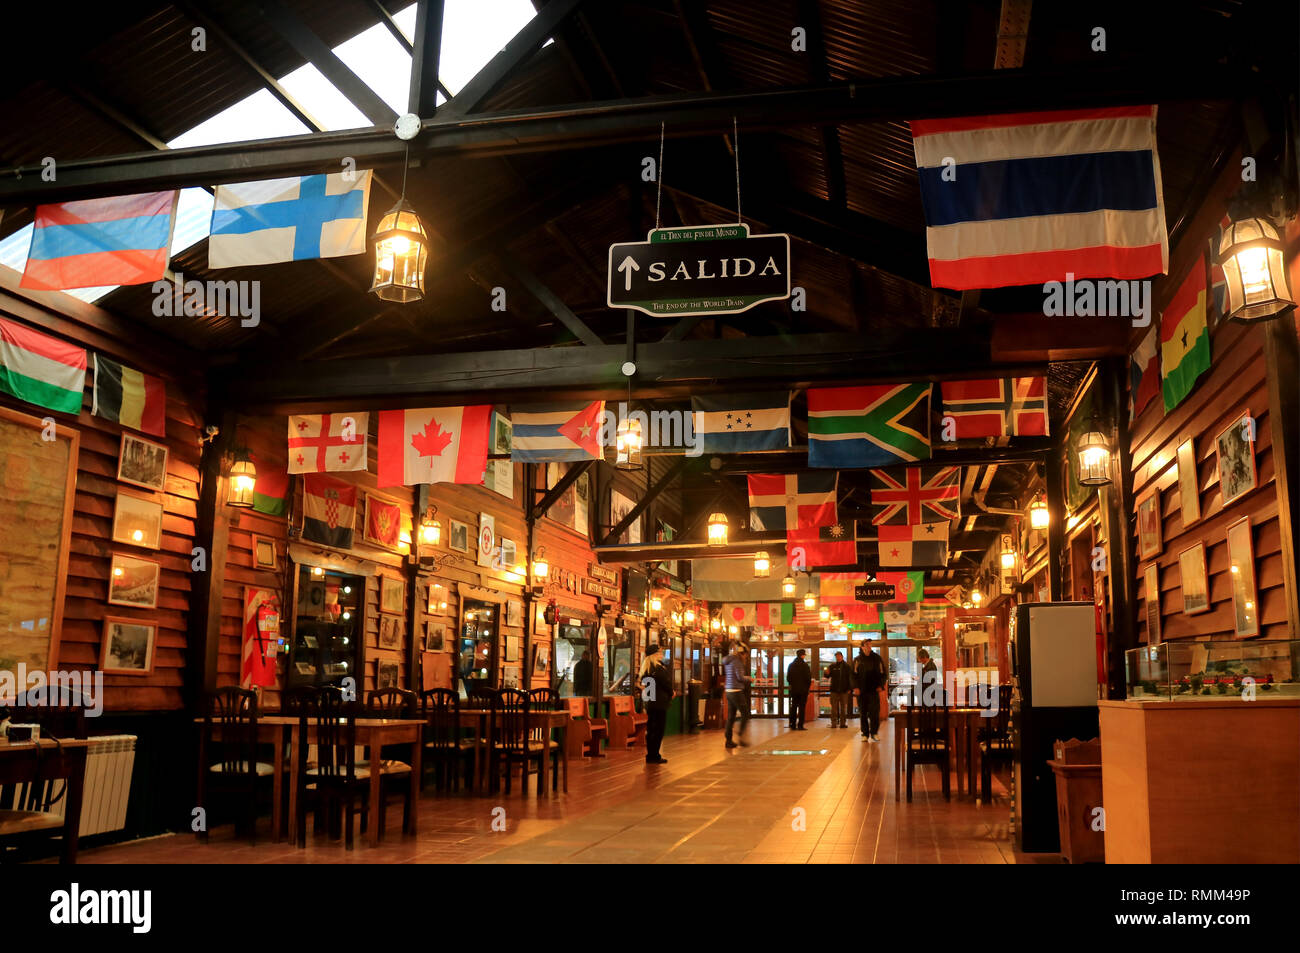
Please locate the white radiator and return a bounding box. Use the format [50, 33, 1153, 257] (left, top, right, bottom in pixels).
[49, 734, 138, 837]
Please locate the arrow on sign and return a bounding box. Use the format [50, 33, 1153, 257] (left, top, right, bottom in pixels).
[618, 255, 640, 291]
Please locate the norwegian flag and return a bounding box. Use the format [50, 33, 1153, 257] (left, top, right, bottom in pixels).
[869, 466, 961, 525]
[747, 472, 837, 531]
[288, 413, 369, 473]
[941, 377, 1048, 438]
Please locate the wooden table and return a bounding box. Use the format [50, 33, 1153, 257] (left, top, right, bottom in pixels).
[195, 718, 289, 842]
[892, 707, 986, 801]
[0, 737, 89, 863]
[456, 709, 569, 795]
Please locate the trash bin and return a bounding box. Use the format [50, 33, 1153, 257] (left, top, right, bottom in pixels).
[1048, 738, 1104, 864]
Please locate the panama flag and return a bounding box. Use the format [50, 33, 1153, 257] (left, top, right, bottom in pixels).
[509, 401, 604, 461]
[288, 413, 369, 473]
[747, 472, 837, 531]
[878, 523, 949, 567]
[377, 405, 492, 487]
[21, 191, 178, 290]
[209, 171, 371, 268]
[910, 106, 1167, 289]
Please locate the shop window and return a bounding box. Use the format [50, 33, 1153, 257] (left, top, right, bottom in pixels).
[605, 628, 632, 694]
[289, 567, 364, 689]
[554, 622, 593, 697]
[460, 599, 498, 692]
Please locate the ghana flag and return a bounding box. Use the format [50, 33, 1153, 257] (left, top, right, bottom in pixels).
[1160, 257, 1211, 413]
[0, 317, 86, 414]
[92, 354, 166, 437]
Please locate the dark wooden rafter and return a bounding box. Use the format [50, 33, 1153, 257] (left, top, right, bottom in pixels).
[600, 458, 690, 545]
[796, 0, 845, 207]
[530, 458, 595, 520]
[673, 0, 734, 157]
[407, 0, 446, 118]
[497, 249, 604, 346]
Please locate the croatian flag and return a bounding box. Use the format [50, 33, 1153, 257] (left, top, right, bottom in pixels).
[910, 106, 1168, 290]
[209, 171, 372, 268]
[20, 191, 178, 290]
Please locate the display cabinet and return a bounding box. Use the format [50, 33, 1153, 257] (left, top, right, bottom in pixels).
[287, 566, 365, 690]
[1125, 639, 1300, 699]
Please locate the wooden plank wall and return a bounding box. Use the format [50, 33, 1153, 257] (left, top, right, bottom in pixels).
[1129, 317, 1285, 642]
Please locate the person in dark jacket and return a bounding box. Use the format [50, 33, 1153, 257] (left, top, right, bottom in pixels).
[917, 648, 940, 706]
[854, 639, 887, 742]
[572, 650, 592, 696]
[640, 644, 673, 764]
[826, 651, 853, 728]
[786, 649, 812, 730]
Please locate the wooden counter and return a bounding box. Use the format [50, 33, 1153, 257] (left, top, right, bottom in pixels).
[1098, 698, 1300, 863]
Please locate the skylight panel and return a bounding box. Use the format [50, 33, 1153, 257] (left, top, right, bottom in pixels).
[167, 88, 310, 149]
[333, 20, 414, 116]
[280, 62, 371, 131]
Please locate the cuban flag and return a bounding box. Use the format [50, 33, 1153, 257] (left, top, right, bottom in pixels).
[209, 171, 372, 268]
[510, 401, 605, 461]
[910, 106, 1168, 290]
[20, 191, 178, 290]
[748, 472, 837, 531]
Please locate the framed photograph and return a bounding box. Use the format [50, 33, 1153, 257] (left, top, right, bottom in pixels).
[251, 533, 278, 570]
[531, 642, 550, 677]
[427, 582, 447, 614]
[1216, 412, 1257, 507]
[1177, 542, 1210, 615]
[107, 553, 161, 609]
[506, 600, 523, 628]
[379, 574, 404, 614]
[379, 615, 401, 647]
[1176, 438, 1201, 527]
[363, 493, 403, 549]
[425, 621, 446, 652]
[610, 489, 641, 545]
[477, 513, 496, 568]
[1226, 517, 1259, 638]
[377, 660, 399, 689]
[295, 661, 317, 676]
[448, 519, 470, 553]
[497, 536, 517, 571]
[117, 432, 168, 492]
[1144, 564, 1161, 645]
[100, 617, 156, 675]
[111, 491, 163, 550]
[1136, 491, 1162, 560]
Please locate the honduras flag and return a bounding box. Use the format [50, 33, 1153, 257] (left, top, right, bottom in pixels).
[692, 391, 791, 453]
[209, 171, 372, 268]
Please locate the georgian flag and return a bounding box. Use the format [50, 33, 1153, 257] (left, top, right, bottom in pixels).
[287, 413, 369, 473]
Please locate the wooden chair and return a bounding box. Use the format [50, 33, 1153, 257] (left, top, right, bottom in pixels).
[199, 687, 276, 845]
[565, 697, 606, 758]
[419, 688, 477, 792]
[490, 689, 546, 795]
[365, 688, 417, 838]
[905, 686, 950, 802]
[6, 687, 88, 740]
[630, 695, 649, 742]
[0, 737, 86, 863]
[979, 684, 1015, 803]
[300, 687, 372, 850]
[607, 695, 639, 748]
[528, 688, 564, 791]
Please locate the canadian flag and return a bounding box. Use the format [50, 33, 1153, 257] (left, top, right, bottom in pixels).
[377, 406, 492, 487]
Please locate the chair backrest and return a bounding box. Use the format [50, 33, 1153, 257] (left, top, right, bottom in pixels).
[420, 688, 461, 751]
[206, 686, 259, 775]
[981, 684, 1014, 742]
[492, 688, 530, 753]
[367, 687, 417, 719]
[907, 686, 948, 752]
[8, 686, 89, 739]
[305, 686, 358, 781]
[610, 695, 634, 717]
[565, 696, 589, 720]
[528, 687, 560, 711]
[466, 686, 498, 711]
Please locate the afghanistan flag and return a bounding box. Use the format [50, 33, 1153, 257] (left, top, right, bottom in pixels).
[869, 466, 960, 524]
[940, 377, 1047, 438]
[1161, 256, 1211, 412]
[787, 521, 856, 569]
[92, 354, 166, 437]
[302, 473, 357, 548]
[0, 317, 86, 414]
[877, 523, 949, 567]
[807, 383, 931, 468]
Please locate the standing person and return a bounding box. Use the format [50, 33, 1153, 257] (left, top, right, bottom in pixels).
[722, 641, 752, 748]
[854, 638, 887, 742]
[917, 647, 940, 706]
[826, 651, 852, 728]
[786, 649, 812, 730]
[573, 649, 593, 696]
[639, 644, 673, 764]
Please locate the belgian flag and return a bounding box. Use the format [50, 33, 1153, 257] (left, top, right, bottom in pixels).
[92, 354, 166, 437]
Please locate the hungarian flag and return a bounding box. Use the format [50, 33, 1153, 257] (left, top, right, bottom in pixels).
[251, 455, 288, 516]
[807, 382, 932, 468]
[747, 472, 837, 531]
[92, 354, 166, 436]
[288, 413, 369, 473]
[722, 603, 756, 628]
[1128, 326, 1160, 420]
[365, 494, 401, 549]
[510, 401, 605, 461]
[878, 523, 949, 567]
[756, 603, 795, 627]
[1161, 256, 1211, 412]
[877, 571, 925, 602]
[302, 474, 356, 548]
[377, 406, 492, 487]
[941, 378, 1048, 438]
[0, 317, 86, 414]
[787, 521, 856, 569]
[869, 466, 960, 524]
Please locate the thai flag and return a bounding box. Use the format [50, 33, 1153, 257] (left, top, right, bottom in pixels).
[910, 106, 1168, 290]
[20, 191, 178, 290]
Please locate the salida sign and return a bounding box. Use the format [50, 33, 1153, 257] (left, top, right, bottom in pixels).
[855, 582, 897, 603]
[607, 223, 790, 317]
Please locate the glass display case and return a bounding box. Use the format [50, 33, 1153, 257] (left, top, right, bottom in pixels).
[1125, 640, 1300, 700]
[288, 566, 364, 690]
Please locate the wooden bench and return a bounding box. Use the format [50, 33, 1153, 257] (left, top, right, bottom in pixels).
[565, 698, 607, 758]
[608, 695, 645, 748]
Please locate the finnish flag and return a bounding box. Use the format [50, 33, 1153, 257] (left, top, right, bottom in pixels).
[209, 171, 372, 268]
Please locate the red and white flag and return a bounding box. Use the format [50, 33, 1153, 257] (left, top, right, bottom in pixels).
[377, 406, 492, 487]
[722, 603, 756, 628]
[288, 412, 369, 473]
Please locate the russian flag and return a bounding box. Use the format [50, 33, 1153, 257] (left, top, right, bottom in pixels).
[20, 192, 178, 291]
[910, 106, 1168, 290]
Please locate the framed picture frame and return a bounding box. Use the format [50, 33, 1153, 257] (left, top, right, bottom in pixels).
[111, 490, 163, 550]
[107, 553, 161, 609]
[1176, 438, 1201, 527]
[117, 432, 169, 492]
[477, 513, 496, 568]
[1177, 542, 1210, 615]
[497, 536, 517, 571]
[379, 574, 404, 614]
[1226, 516, 1259, 638]
[610, 489, 641, 545]
[377, 660, 399, 689]
[363, 492, 403, 550]
[425, 621, 446, 652]
[506, 600, 523, 628]
[1144, 564, 1161, 645]
[1136, 491, 1162, 560]
[100, 617, 156, 675]
[448, 519, 470, 553]
[426, 582, 447, 615]
[378, 614, 401, 647]
[531, 641, 551, 677]
[1216, 411, 1258, 507]
[251, 533, 278, 570]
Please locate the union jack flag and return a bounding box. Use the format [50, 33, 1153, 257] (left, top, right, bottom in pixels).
[869, 466, 961, 525]
[941, 377, 1048, 439]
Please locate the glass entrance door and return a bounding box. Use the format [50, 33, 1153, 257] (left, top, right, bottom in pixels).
[749, 647, 784, 716]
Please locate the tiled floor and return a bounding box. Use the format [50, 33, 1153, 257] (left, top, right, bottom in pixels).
[74, 717, 1046, 864]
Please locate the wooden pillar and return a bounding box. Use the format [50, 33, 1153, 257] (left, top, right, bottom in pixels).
[1045, 447, 1066, 601]
[1103, 358, 1138, 700]
[1264, 317, 1300, 634]
[406, 485, 428, 692]
[523, 462, 536, 689]
[185, 406, 236, 710]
